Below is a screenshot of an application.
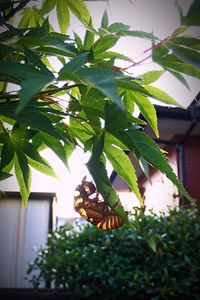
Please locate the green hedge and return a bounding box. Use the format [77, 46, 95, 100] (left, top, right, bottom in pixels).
[27, 207, 200, 299]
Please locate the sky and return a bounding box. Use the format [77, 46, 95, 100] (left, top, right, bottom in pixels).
[1, 0, 199, 219]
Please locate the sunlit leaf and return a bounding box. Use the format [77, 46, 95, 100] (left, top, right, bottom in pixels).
[17, 140, 58, 178]
[69, 112, 95, 143]
[93, 35, 119, 53]
[40, 0, 57, 15]
[140, 70, 165, 85]
[145, 86, 186, 108]
[130, 92, 159, 137]
[122, 91, 134, 113]
[108, 22, 130, 33]
[116, 79, 152, 97]
[40, 132, 72, 169]
[104, 143, 143, 206]
[119, 30, 158, 41]
[14, 147, 31, 207]
[67, 0, 90, 24]
[83, 19, 95, 50]
[18, 7, 44, 28]
[56, 0, 70, 34]
[94, 51, 130, 61]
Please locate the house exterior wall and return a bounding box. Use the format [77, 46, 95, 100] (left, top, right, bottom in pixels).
[184, 135, 200, 203]
[112, 133, 200, 214]
[140, 146, 179, 214]
[0, 193, 55, 288]
[140, 134, 200, 212]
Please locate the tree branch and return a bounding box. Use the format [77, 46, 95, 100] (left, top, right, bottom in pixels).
[0, 0, 30, 25]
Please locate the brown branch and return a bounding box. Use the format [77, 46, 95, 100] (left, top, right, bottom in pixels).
[120, 36, 170, 71]
[0, 83, 82, 101]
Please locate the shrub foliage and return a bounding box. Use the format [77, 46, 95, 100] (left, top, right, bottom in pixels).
[27, 207, 200, 299]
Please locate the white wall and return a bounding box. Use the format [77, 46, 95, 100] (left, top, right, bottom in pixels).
[0, 197, 51, 288]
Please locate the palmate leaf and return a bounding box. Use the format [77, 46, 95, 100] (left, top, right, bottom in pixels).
[67, 0, 90, 24]
[116, 79, 152, 98]
[140, 70, 165, 85]
[0, 60, 51, 81]
[14, 147, 31, 207]
[25, 18, 50, 39]
[18, 76, 53, 113]
[153, 54, 200, 79]
[76, 68, 124, 109]
[39, 132, 72, 169]
[83, 19, 95, 51]
[105, 132, 129, 151]
[168, 44, 200, 68]
[145, 86, 186, 108]
[74, 32, 83, 50]
[93, 35, 119, 53]
[129, 91, 159, 137]
[101, 10, 109, 29]
[23, 47, 52, 76]
[169, 37, 200, 50]
[167, 69, 190, 90]
[40, 0, 57, 15]
[94, 51, 130, 61]
[118, 127, 194, 204]
[0, 132, 15, 171]
[86, 132, 134, 228]
[0, 104, 63, 140]
[105, 102, 145, 133]
[181, 0, 200, 26]
[15, 140, 58, 178]
[58, 52, 88, 76]
[104, 143, 144, 206]
[118, 30, 158, 41]
[68, 112, 95, 143]
[56, 0, 70, 34]
[107, 22, 131, 33]
[18, 7, 44, 28]
[5, 50, 55, 114]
